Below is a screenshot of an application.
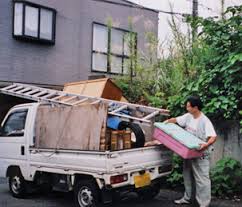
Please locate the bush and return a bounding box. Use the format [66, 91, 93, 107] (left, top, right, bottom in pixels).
[164, 156, 242, 197]
[168, 6, 242, 121]
[211, 157, 242, 197]
[166, 154, 184, 189]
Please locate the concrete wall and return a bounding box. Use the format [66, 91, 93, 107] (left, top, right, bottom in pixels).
[0, 0, 158, 87]
[210, 120, 242, 166]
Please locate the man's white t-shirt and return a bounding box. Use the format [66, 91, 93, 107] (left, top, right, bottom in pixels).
[176, 112, 217, 143]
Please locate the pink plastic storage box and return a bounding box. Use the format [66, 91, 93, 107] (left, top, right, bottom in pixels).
[153, 123, 205, 159]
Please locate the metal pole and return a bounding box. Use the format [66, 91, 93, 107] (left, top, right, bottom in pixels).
[192, 0, 198, 42]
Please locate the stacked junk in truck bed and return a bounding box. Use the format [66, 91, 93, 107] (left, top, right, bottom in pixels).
[0, 79, 170, 152]
[0, 79, 205, 158]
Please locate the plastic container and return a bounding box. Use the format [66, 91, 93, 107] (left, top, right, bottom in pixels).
[153, 123, 205, 159]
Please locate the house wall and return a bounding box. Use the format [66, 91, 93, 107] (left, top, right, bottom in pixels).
[0, 0, 158, 87]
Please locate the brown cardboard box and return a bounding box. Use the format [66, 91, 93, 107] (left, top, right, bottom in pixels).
[64, 78, 126, 101]
[107, 130, 131, 151]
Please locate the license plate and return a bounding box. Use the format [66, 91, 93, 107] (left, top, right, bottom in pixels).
[134, 173, 151, 188]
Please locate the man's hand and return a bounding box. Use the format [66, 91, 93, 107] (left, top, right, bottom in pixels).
[198, 136, 216, 151]
[198, 143, 209, 151]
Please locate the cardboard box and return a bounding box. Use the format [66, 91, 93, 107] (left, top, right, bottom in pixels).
[106, 129, 131, 151]
[64, 78, 125, 101]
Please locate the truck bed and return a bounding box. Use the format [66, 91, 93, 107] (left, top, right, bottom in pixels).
[29, 145, 172, 174]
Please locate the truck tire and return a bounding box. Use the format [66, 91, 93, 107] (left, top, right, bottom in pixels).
[74, 180, 101, 207]
[9, 170, 27, 198]
[118, 121, 145, 148]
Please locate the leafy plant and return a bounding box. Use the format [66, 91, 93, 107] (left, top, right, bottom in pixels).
[166, 154, 184, 188]
[240, 110, 242, 133]
[210, 157, 242, 197]
[115, 14, 203, 108]
[168, 6, 242, 122]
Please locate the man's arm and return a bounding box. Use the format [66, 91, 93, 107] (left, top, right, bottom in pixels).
[199, 136, 217, 151]
[165, 118, 177, 124]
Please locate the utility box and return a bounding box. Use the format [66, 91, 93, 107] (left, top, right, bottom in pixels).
[64, 78, 126, 101]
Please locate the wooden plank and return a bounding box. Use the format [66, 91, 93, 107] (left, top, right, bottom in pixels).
[102, 79, 122, 100]
[35, 103, 108, 151]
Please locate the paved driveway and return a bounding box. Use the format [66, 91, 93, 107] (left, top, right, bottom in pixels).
[0, 178, 241, 207]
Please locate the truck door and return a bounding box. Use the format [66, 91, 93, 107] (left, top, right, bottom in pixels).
[0, 109, 28, 177]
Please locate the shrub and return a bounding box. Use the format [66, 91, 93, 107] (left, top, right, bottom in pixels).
[210, 157, 242, 197]
[166, 154, 184, 189]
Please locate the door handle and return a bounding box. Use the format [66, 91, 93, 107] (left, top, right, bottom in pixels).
[21, 146, 25, 155]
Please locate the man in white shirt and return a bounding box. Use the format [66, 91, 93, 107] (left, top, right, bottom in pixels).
[165, 96, 217, 207]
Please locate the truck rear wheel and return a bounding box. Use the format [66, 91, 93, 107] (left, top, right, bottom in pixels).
[9, 171, 27, 198]
[74, 180, 101, 207]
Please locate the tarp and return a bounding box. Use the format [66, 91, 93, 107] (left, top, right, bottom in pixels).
[35, 103, 108, 151]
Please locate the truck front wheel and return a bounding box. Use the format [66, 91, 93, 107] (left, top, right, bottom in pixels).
[74, 180, 101, 207]
[9, 172, 26, 198]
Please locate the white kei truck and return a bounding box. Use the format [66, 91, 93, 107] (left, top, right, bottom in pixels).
[0, 83, 173, 207]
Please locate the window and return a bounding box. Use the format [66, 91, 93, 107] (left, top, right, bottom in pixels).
[0, 110, 28, 137]
[13, 1, 56, 44]
[92, 23, 137, 75]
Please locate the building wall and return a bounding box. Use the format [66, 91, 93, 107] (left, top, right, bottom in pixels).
[0, 0, 158, 87]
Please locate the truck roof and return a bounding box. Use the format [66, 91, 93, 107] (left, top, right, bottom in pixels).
[12, 102, 47, 109]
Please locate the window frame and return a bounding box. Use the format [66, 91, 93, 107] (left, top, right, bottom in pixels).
[12, 0, 57, 45]
[91, 22, 137, 75]
[0, 109, 28, 137]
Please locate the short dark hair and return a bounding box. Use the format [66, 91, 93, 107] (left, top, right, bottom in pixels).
[186, 96, 203, 110]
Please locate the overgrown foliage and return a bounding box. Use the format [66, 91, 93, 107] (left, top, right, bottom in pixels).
[240, 110, 242, 133]
[166, 154, 184, 188]
[210, 157, 242, 197]
[168, 6, 242, 120]
[115, 15, 202, 108]
[115, 31, 168, 107]
[116, 6, 242, 124]
[166, 156, 242, 197]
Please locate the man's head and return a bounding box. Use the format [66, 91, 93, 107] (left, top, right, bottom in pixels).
[186, 96, 203, 115]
